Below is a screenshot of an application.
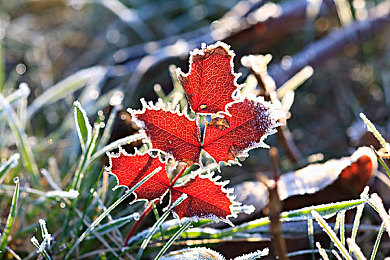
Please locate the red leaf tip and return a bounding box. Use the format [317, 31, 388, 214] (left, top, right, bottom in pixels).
[176, 41, 244, 115]
[128, 98, 201, 165]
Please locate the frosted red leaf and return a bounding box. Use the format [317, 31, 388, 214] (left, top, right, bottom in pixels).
[129, 99, 202, 165]
[107, 149, 170, 202]
[203, 98, 280, 164]
[130, 98, 279, 165]
[176, 42, 242, 115]
[170, 174, 236, 222]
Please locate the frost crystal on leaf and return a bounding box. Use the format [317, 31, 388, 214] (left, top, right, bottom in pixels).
[107, 148, 170, 203]
[170, 172, 239, 225]
[129, 97, 281, 166]
[129, 98, 202, 165]
[176, 41, 243, 115]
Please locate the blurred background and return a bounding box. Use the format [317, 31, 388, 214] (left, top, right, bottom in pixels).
[1, 0, 390, 258]
[1, 0, 389, 156]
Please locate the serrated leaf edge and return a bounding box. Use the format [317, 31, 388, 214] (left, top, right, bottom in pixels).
[128, 98, 200, 164]
[106, 146, 170, 204]
[169, 171, 241, 226]
[176, 41, 245, 116]
[203, 96, 284, 168]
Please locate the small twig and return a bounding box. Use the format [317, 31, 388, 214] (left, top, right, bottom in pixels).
[242, 54, 304, 164]
[268, 147, 289, 260]
[276, 125, 303, 164]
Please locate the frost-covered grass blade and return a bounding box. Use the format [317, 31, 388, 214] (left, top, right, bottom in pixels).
[155, 219, 192, 260]
[65, 166, 162, 259]
[0, 177, 19, 258]
[135, 193, 188, 260]
[0, 153, 19, 183]
[311, 210, 352, 260]
[27, 66, 107, 119]
[73, 101, 92, 152]
[0, 94, 39, 180]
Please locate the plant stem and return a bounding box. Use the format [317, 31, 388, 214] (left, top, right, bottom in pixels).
[268, 147, 289, 260]
[170, 165, 188, 187]
[124, 203, 154, 246]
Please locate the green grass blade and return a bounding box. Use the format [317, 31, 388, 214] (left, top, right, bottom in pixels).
[346, 238, 366, 260]
[332, 250, 343, 260]
[92, 214, 140, 236]
[31, 236, 52, 260]
[0, 177, 20, 258]
[152, 203, 166, 243]
[287, 249, 331, 258]
[90, 133, 147, 162]
[367, 193, 390, 237]
[311, 210, 352, 260]
[72, 124, 100, 190]
[0, 153, 20, 183]
[360, 113, 390, 154]
[73, 101, 92, 151]
[76, 167, 104, 234]
[338, 210, 346, 247]
[65, 166, 162, 259]
[0, 38, 4, 92]
[0, 94, 39, 180]
[136, 193, 188, 260]
[369, 222, 385, 260]
[307, 218, 315, 260]
[316, 242, 329, 260]
[96, 105, 119, 151]
[350, 186, 369, 251]
[155, 220, 192, 260]
[0, 83, 30, 115]
[372, 148, 390, 178]
[217, 199, 365, 238]
[127, 198, 366, 248]
[27, 66, 107, 119]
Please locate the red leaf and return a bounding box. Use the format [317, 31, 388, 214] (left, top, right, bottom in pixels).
[108, 149, 170, 202]
[170, 173, 236, 223]
[203, 98, 280, 164]
[176, 42, 242, 115]
[131, 98, 279, 165]
[129, 99, 202, 165]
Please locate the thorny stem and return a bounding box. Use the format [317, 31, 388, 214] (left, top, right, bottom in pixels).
[268, 147, 289, 260]
[124, 203, 154, 246]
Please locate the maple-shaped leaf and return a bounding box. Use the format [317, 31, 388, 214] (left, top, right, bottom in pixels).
[170, 173, 237, 223]
[130, 98, 280, 165]
[108, 151, 246, 223]
[129, 99, 202, 165]
[107, 149, 170, 202]
[203, 98, 281, 164]
[176, 41, 243, 115]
